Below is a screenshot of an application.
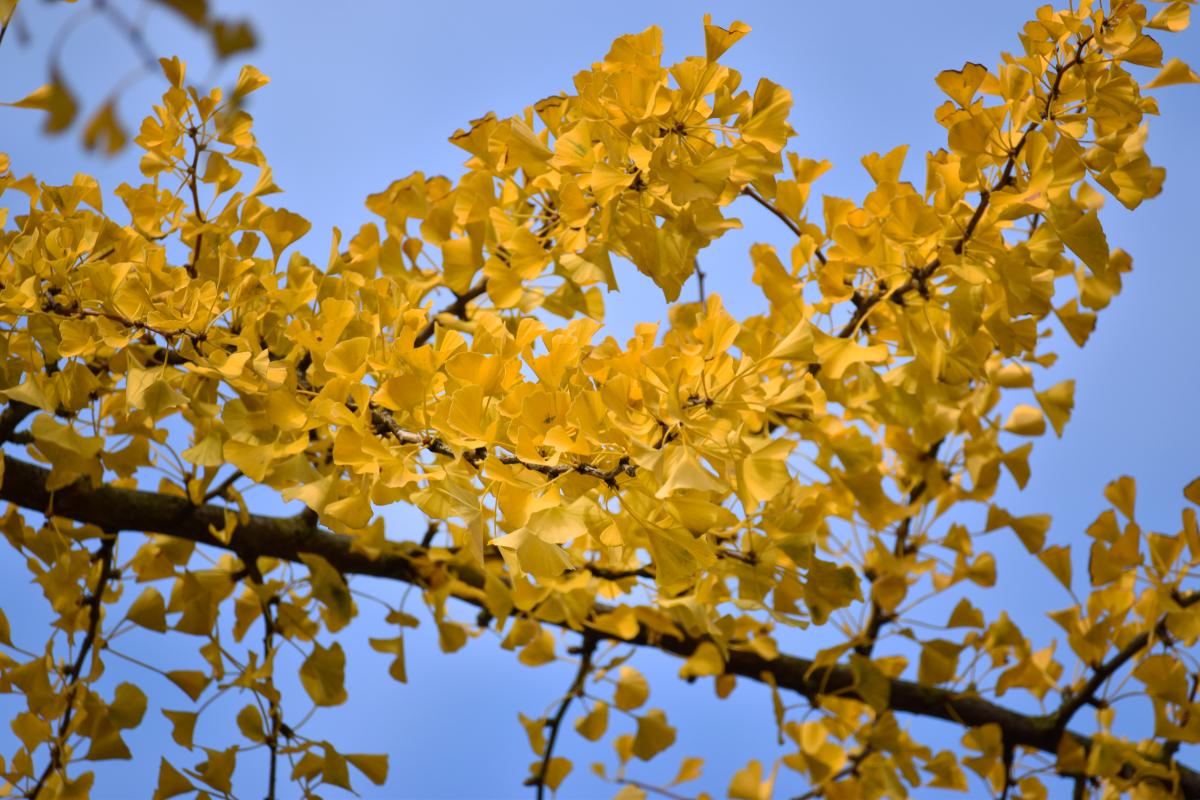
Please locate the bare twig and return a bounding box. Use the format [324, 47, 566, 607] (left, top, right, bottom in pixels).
[185, 127, 205, 279]
[413, 280, 488, 347]
[27, 535, 117, 799]
[616, 778, 693, 800]
[740, 185, 827, 266]
[203, 469, 243, 503]
[532, 634, 597, 800]
[262, 595, 281, 800]
[855, 439, 942, 657]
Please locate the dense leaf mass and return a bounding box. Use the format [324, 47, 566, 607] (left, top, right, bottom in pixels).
[1, 1, 1200, 798]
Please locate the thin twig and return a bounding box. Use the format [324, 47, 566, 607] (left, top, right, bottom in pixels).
[413, 280, 488, 347]
[262, 594, 280, 800]
[855, 439, 942, 657]
[44, 297, 204, 346]
[616, 778, 692, 800]
[1054, 591, 1200, 733]
[533, 635, 597, 800]
[740, 185, 827, 265]
[0, 4, 13, 50]
[27, 535, 117, 799]
[185, 127, 205, 279]
[789, 746, 873, 800]
[203, 469, 243, 503]
[833, 34, 1094, 342]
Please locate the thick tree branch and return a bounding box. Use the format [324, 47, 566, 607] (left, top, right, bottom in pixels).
[0, 400, 36, 444]
[1, 453, 1196, 795]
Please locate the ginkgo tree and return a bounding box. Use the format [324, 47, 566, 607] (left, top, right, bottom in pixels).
[2, 0, 1200, 798]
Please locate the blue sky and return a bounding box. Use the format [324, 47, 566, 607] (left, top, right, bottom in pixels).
[2, 2, 1199, 798]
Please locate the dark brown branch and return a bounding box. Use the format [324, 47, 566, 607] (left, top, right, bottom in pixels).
[367, 397, 637, 488]
[27, 535, 116, 799]
[855, 439, 942, 657]
[835, 34, 1093, 341]
[1, 454, 1197, 796]
[348, 279, 641, 487]
[185, 127, 205, 280]
[308, 352, 638, 490]
[413, 279, 488, 348]
[1053, 592, 1200, 734]
[790, 747, 872, 800]
[44, 298, 204, 346]
[584, 563, 654, 581]
[0, 6, 13, 50]
[0, 400, 36, 443]
[262, 594, 280, 800]
[203, 468, 244, 503]
[531, 635, 596, 800]
[740, 185, 827, 265]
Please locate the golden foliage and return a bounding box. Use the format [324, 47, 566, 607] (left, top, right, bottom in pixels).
[1, 1, 1199, 798]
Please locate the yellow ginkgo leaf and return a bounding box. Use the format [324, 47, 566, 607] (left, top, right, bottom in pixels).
[1002, 404, 1046, 436]
[614, 666, 649, 711]
[702, 15, 751, 61]
[1145, 58, 1200, 88]
[632, 709, 676, 761]
[5, 78, 77, 133]
[812, 329, 889, 379]
[299, 641, 348, 707]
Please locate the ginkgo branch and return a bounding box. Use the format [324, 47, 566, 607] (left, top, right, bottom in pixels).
[532, 634, 596, 800]
[2, 453, 1197, 797]
[1053, 594, 1200, 734]
[203, 468, 244, 502]
[740, 185, 827, 266]
[856, 439, 942, 658]
[615, 777, 693, 800]
[26, 534, 116, 800]
[292, 344, 639, 490]
[185, 126, 206, 280]
[262, 594, 281, 800]
[0, 3, 14, 50]
[836, 34, 1094, 341]
[0, 399, 35, 444]
[413, 279, 489, 347]
[43, 296, 206, 347]
[790, 747, 872, 800]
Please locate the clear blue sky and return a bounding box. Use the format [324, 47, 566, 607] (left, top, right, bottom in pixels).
[1, 2, 1198, 798]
